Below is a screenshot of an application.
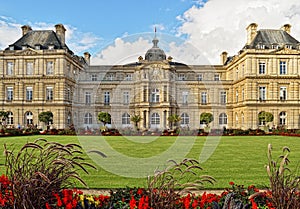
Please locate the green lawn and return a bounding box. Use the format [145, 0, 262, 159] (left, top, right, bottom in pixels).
[0, 135, 299, 189]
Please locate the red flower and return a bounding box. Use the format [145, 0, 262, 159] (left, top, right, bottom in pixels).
[229, 181, 235, 185]
[45, 202, 51, 209]
[130, 196, 136, 209]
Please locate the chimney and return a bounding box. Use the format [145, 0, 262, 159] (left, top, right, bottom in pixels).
[21, 25, 32, 36]
[220, 51, 228, 65]
[84, 52, 91, 65]
[55, 24, 66, 45]
[281, 24, 291, 34]
[246, 23, 258, 45]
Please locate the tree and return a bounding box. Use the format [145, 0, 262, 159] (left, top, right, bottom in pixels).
[167, 114, 181, 129]
[0, 111, 8, 124]
[200, 112, 214, 126]
[258, 111, 274, 125]
[98, 112, 111, 127]
[130, 114, 142, 131]
[38, 111, 53, 125]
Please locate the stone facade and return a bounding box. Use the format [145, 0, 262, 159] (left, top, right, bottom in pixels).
[1, 23, 300, 131]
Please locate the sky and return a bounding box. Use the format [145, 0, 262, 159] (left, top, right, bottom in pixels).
[1, 0, 300, 65]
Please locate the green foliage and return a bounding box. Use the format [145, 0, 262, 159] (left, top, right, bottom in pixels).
[147, 158, 215, 208]
[200, 112, 214, 125]
[4, 138, 96, 209]
[38, 111, 53, 124]
[167, 114, 181, 129]
[266, 144, 300, 209]
[98, 112, 111, 126]
[258, 111, 274, 124]
[130, 114, 142, 130]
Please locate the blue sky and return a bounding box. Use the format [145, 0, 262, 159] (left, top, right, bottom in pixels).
[1, 0, 300, 64]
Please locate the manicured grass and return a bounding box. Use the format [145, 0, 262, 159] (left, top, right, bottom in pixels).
[0, 135, 300, 189]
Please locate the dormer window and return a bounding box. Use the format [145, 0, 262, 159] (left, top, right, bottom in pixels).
[48, 45, 54, 50]
[256, 43, 265, 49]
[35, 44, 41, 50]
[285, 44, 292, 49]
[22, 45, 27, 50]
[271, 44, 279, 49]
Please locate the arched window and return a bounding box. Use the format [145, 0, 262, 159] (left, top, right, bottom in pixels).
[219, 113, 227, 125]
[122, 113, 130, 125]
[279, 111, 286, 125]
[84, 113, 92, 124]
[25, 111, 33, 125]
[235, 113, 238, 125]
[7, 111, 13, 125]
[151, 89, 159, 103]
[241, 112, 244, 126]
[181, 113, 189, 125]
[151, 113, 160, 125]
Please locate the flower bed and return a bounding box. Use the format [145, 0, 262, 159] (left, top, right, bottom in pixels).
[0, 177, 278, 209]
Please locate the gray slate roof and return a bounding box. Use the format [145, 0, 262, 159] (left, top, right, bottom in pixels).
[6, 30, 73, 54]
[245, 29, 300, 49]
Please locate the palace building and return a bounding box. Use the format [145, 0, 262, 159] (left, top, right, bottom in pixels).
[1, 23, 300, 131]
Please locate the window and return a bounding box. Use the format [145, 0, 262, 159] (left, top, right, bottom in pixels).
[85, 92, 91, 105]
[163, 86, 167, 102]
[201, 92, 207, 104]
[280, 87, 287, 100]
[197, 74, 203, 81]
[66, 88, 71, 101]
[125, 74, 133, 81]
[107, 74, 114, 81]
[7, 112, 13, 125]
[84, 113, 92, 124]
[235, 113, 238, 125]
[178, 74, 186, 81]
[219, 113, 228, 125]
[151, 113, 160, 125]
[181, 113, 189, 125]
[236, 90, 239, 102]
[279, 112, 286, 125]
[151, 89, 159, 103]
[46, 61, 54, 75]
[7, 87, 13, 101]
[279, 61, 287, 75]
[123, 92, 129, 105]
[67, 112, 71, 125]
[242, 89, 245, 101]
[220, 91, 226, 104]
[214, 74, 220, 81]
[259, 86, 266, 101]
[122, 113, 131, 125]
[25, 111, 33, 125]
[26, 87, 33, 101]
[46, 87, 53, 101]
[26, 62, 33, 75]
[91, 74, 97, 81]
[182, 91, 188, 105]
[104, 92, 110, 105]
[272, 44, 279, 49]
[259, 62, 266, 74]
[7, 62, 13, 75]
[143, 86, 147, 102]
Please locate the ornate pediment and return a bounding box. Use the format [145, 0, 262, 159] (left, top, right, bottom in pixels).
[15, 48, 41, 56]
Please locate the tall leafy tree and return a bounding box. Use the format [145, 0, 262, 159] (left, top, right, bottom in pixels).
[167, 114, 181, 129]
[38, 111, 53, 125]
[258, 111, 274, 125]
[98, 112, 111, 127]
[200, 112, 214, 126]
[130, 114, 142, 131]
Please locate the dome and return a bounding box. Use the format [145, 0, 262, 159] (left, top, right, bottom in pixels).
[145, 36, 166, 61]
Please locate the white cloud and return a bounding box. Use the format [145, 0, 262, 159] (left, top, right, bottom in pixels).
[177, 0, 300, 64]
[91, 37, 152, 65]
